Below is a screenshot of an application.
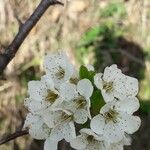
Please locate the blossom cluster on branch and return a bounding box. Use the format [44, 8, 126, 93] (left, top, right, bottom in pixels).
[24, 51, 141, 150]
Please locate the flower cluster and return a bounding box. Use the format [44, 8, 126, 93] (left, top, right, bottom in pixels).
[24, 52, 141, 150]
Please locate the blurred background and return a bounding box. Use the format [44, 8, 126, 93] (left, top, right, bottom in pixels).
[0, 0, 150, 149]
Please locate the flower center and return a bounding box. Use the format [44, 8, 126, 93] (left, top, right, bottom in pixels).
[55, 66, 65, 79]
[46, 90, 59, 103]
[73, 96, 87, 109]
[103, 109, 118, 123]
[61, 112, 74, 122]
[69, 77, 79, 85]
[102, 81, 113, 93]
[87, 135, 95, 143]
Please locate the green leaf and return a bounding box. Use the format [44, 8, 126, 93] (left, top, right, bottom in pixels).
[140, 100, 150, 114]
[79, 65, 89, 79]
[79, 65, 95, 83]
[90, 90, 105, 117]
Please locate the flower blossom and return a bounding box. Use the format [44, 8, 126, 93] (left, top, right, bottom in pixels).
[94, 64, 138, 102]
[107, 134, 131, 150]
[70, 128, 131, 150]
[24, 113, 61, 150]
[39, 108, 76, 143]
[90, 98, 141, 143]
[23, 52, 141, 150]
[24, 113, 50, 140]
[24, 75, 63, 114]
[70, 128, 104, 150]
[60, 79, 94, 124]
[44, 52, 75, 87]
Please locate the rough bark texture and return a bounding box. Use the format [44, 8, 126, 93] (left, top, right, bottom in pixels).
[0, 0, 63, 74]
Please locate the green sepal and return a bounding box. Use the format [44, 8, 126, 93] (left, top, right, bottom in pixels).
[79, 65, 95, 83]
[90, 90, 105, 117]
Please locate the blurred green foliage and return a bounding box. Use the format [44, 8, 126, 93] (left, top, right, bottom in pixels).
[100, 2, 126, 17]
[75, 1, 150, 114]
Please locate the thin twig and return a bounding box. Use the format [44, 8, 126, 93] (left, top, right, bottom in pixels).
[0, 0, 63, 74]
[0, 130, 28, 145]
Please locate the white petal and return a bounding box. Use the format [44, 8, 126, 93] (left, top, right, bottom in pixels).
[63, 60, 74, 81]
[80, 128, 94, 135]
[24, 113, 50, 139]
[100, 101, 114, 114]
[44, 52, 66, 73]
[70, 135, 87, 150]
[86, 64, 95, 71]
[44, 52, 74, 85]
[59, 83, 77, 101]
[59, 101, 77, 113]
[118, 113, 141, 134]
[86, 141, 103, 150]
[94, 73, 103, 89]
[101, 90, 114, 102]
[109, 134, 131, 150]
[42, 110, 62, 128]
[50, 121, 76, 142]
[90, 114, 105, 135]
[122, 134, 131, 146]
[28, 81, 47, 101]
[104, 122, 124, 143]
[23, 113, 40, 128]
[44, 138, 58, 150]
[125, 75, 139, 97]
[109, 143, 124, 150]
[77, 79, 93, 98]
[74, 109, 88, 124]
[24, 98, 50, 114]
[28, 125, 49, 140]
[103, 64, 122, 82]
[41, 75, 55, 90]
[115, 97, 140, 114]
[113, 75, 127, 96]
[80, 128, 103, 141]
[51, 97, 63, 108]
[66, 121, 76, 142]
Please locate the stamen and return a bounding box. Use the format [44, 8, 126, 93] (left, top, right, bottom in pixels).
[87, 135, 95, 143]
[46, 90, 59, 103]
[61, 112, 74, 123]
[69, 77, 79, 85]
[103, 109, 118, 123]
[73, 96, 87, 109]
[103, 81, 113, 93]
[55, 66, 65, 79]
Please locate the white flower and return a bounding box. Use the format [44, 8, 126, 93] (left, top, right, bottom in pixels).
[90, 98, 141, 143]
[40, 108, 76, 142]
[60, 79, 94, 124]
[43, 52, 75, 87]
[70, 128, 105, 150]
[94, 64, 139, 102]
[23, 113, 50, 140]
[24, 75, 63, 114]
[106, 134, 131, 150]
[24, 113, 59, 150]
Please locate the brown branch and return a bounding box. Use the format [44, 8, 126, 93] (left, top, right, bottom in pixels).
[0, 0, 63, 74]
[0, 130, 28, 145]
